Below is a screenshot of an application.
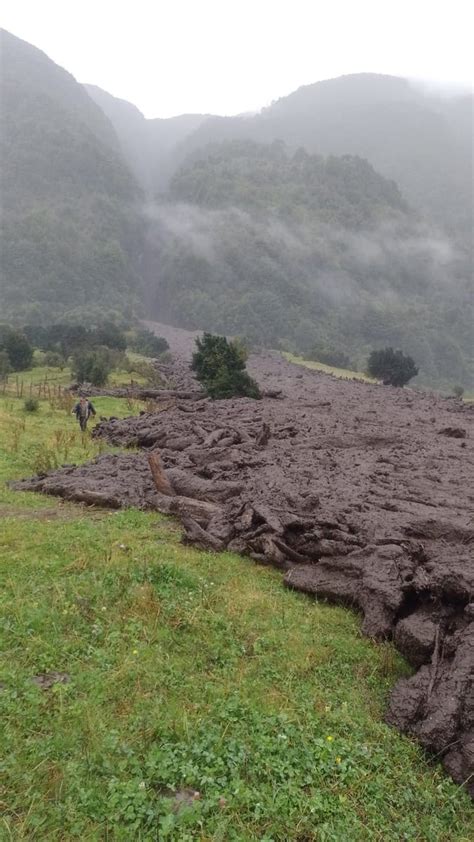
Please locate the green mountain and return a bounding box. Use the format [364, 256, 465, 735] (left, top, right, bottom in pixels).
[145, 140, 472, 386]
[177, 74, 473, 239]
[0, 29, 143, 324]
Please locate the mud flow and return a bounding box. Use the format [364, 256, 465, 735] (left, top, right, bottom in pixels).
[13, 323, 474, 794]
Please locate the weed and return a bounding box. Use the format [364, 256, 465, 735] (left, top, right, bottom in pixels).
[23, 397, 39, 412]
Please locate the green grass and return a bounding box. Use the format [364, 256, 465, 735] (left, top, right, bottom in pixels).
[1, 387, 473, 840]
[283, 352, 376, 383]
[1, 359, 148, 399]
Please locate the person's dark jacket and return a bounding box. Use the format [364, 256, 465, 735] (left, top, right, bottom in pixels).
[72, 400, 96, 420]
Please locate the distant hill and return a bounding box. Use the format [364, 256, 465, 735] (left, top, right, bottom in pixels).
[0, 29, 143, 323]
[84, 85, 208, 196]
[144, 140, 472, 386]
[87, 71, 472, 237]
[178, 74, 473, 238]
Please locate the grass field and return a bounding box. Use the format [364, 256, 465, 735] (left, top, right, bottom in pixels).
[282, 353, 376, 384]
[1, 369, 473, 840]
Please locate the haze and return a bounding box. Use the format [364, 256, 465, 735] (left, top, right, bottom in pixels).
[1, 0, 472, 118]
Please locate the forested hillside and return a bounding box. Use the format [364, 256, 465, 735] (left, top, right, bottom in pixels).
[178, 74, 473, 239]
[1, 31, 471, 387]
[144, 140, 472, 386]
[0, 30, 143, 324]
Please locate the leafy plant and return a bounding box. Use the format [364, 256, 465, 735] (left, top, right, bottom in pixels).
[367, 347, 419, 387]
[130, 328, 169, 358]
[453, 384, 465, 398]
[23, 397, 39, 412]
[191, 333, 260, 399]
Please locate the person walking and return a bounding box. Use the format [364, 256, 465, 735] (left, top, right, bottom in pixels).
[72, 396, 96, 431]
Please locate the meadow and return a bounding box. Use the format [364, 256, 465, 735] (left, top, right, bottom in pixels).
[1, 366, 473, 840]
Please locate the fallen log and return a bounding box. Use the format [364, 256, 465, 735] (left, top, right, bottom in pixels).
[147, 452, 176, 497]
[181, 516, 225, 551]
[168, 495, 221, 526]
[262, 389, 283, 399]
[256, 422, 271, 447]
[72, 385, 204, 401]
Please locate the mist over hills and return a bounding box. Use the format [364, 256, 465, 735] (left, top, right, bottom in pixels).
[88, 72, 473, 239]
[84, 84, 208, 196]
[147, 140, 472, 385]
[0, 29, 472, 386]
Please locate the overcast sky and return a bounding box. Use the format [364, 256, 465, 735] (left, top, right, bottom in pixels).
[2, 0, 472, 117]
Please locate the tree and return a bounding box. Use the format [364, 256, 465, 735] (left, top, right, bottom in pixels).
[367, 347, 418, 387]
[130, 328, 169, 357]
[71, 348, 112, 386]
[94, 322, 127, 351]
[0, 350, 11, 381]
[191, 333, 261, 399]
[0, 326, 34, 371]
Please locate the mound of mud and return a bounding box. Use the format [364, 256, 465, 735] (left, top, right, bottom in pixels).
[13, 324, 474, 793]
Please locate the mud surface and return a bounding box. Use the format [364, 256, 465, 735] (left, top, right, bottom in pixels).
[14, 323, 474, 793]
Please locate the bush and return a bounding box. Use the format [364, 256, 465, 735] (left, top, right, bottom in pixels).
[367, 347, 419, 387]
[0, 326, 34, 371]
[71, 348, 112, 386]
[24, 397, 39, 412]
[130, 328, 169, 358]
[44, 351, 66, 369]
[192, 333, 261, 399]
[453, 384, 465, 398]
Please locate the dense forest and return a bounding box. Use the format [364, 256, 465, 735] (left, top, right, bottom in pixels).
[177, 74, 473, 241]
[145, 141, 472, 384]
[0, 29, 144, 324]
[0, 30, 472, 387]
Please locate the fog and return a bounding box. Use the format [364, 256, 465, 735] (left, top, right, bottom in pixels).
[142, 199, 463, 380]
[2, 0, 472, 117]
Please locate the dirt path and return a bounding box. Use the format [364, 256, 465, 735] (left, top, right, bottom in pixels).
[13, 322, 474, 794]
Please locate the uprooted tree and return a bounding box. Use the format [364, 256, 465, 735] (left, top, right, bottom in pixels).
[367, 347, 419, 387]
[191, 333, 261, 399]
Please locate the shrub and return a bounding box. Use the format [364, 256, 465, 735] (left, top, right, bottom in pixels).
[24, 397, 39, 412]
[43, 351, 66, 369]
[130, 328, 169, 358]
[192, 333, 261, 399]
[453, 384, 465, 398]
[367, 347, 419, 387]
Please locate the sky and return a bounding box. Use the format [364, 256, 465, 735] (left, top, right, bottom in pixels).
[1, 0, 472, 118]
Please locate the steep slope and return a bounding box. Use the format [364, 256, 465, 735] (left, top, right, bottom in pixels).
[178, 74, 473, 237]
[144, 140, 472, 386]
[0, 30, 143, 323]
[84, 85, 208, 195]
